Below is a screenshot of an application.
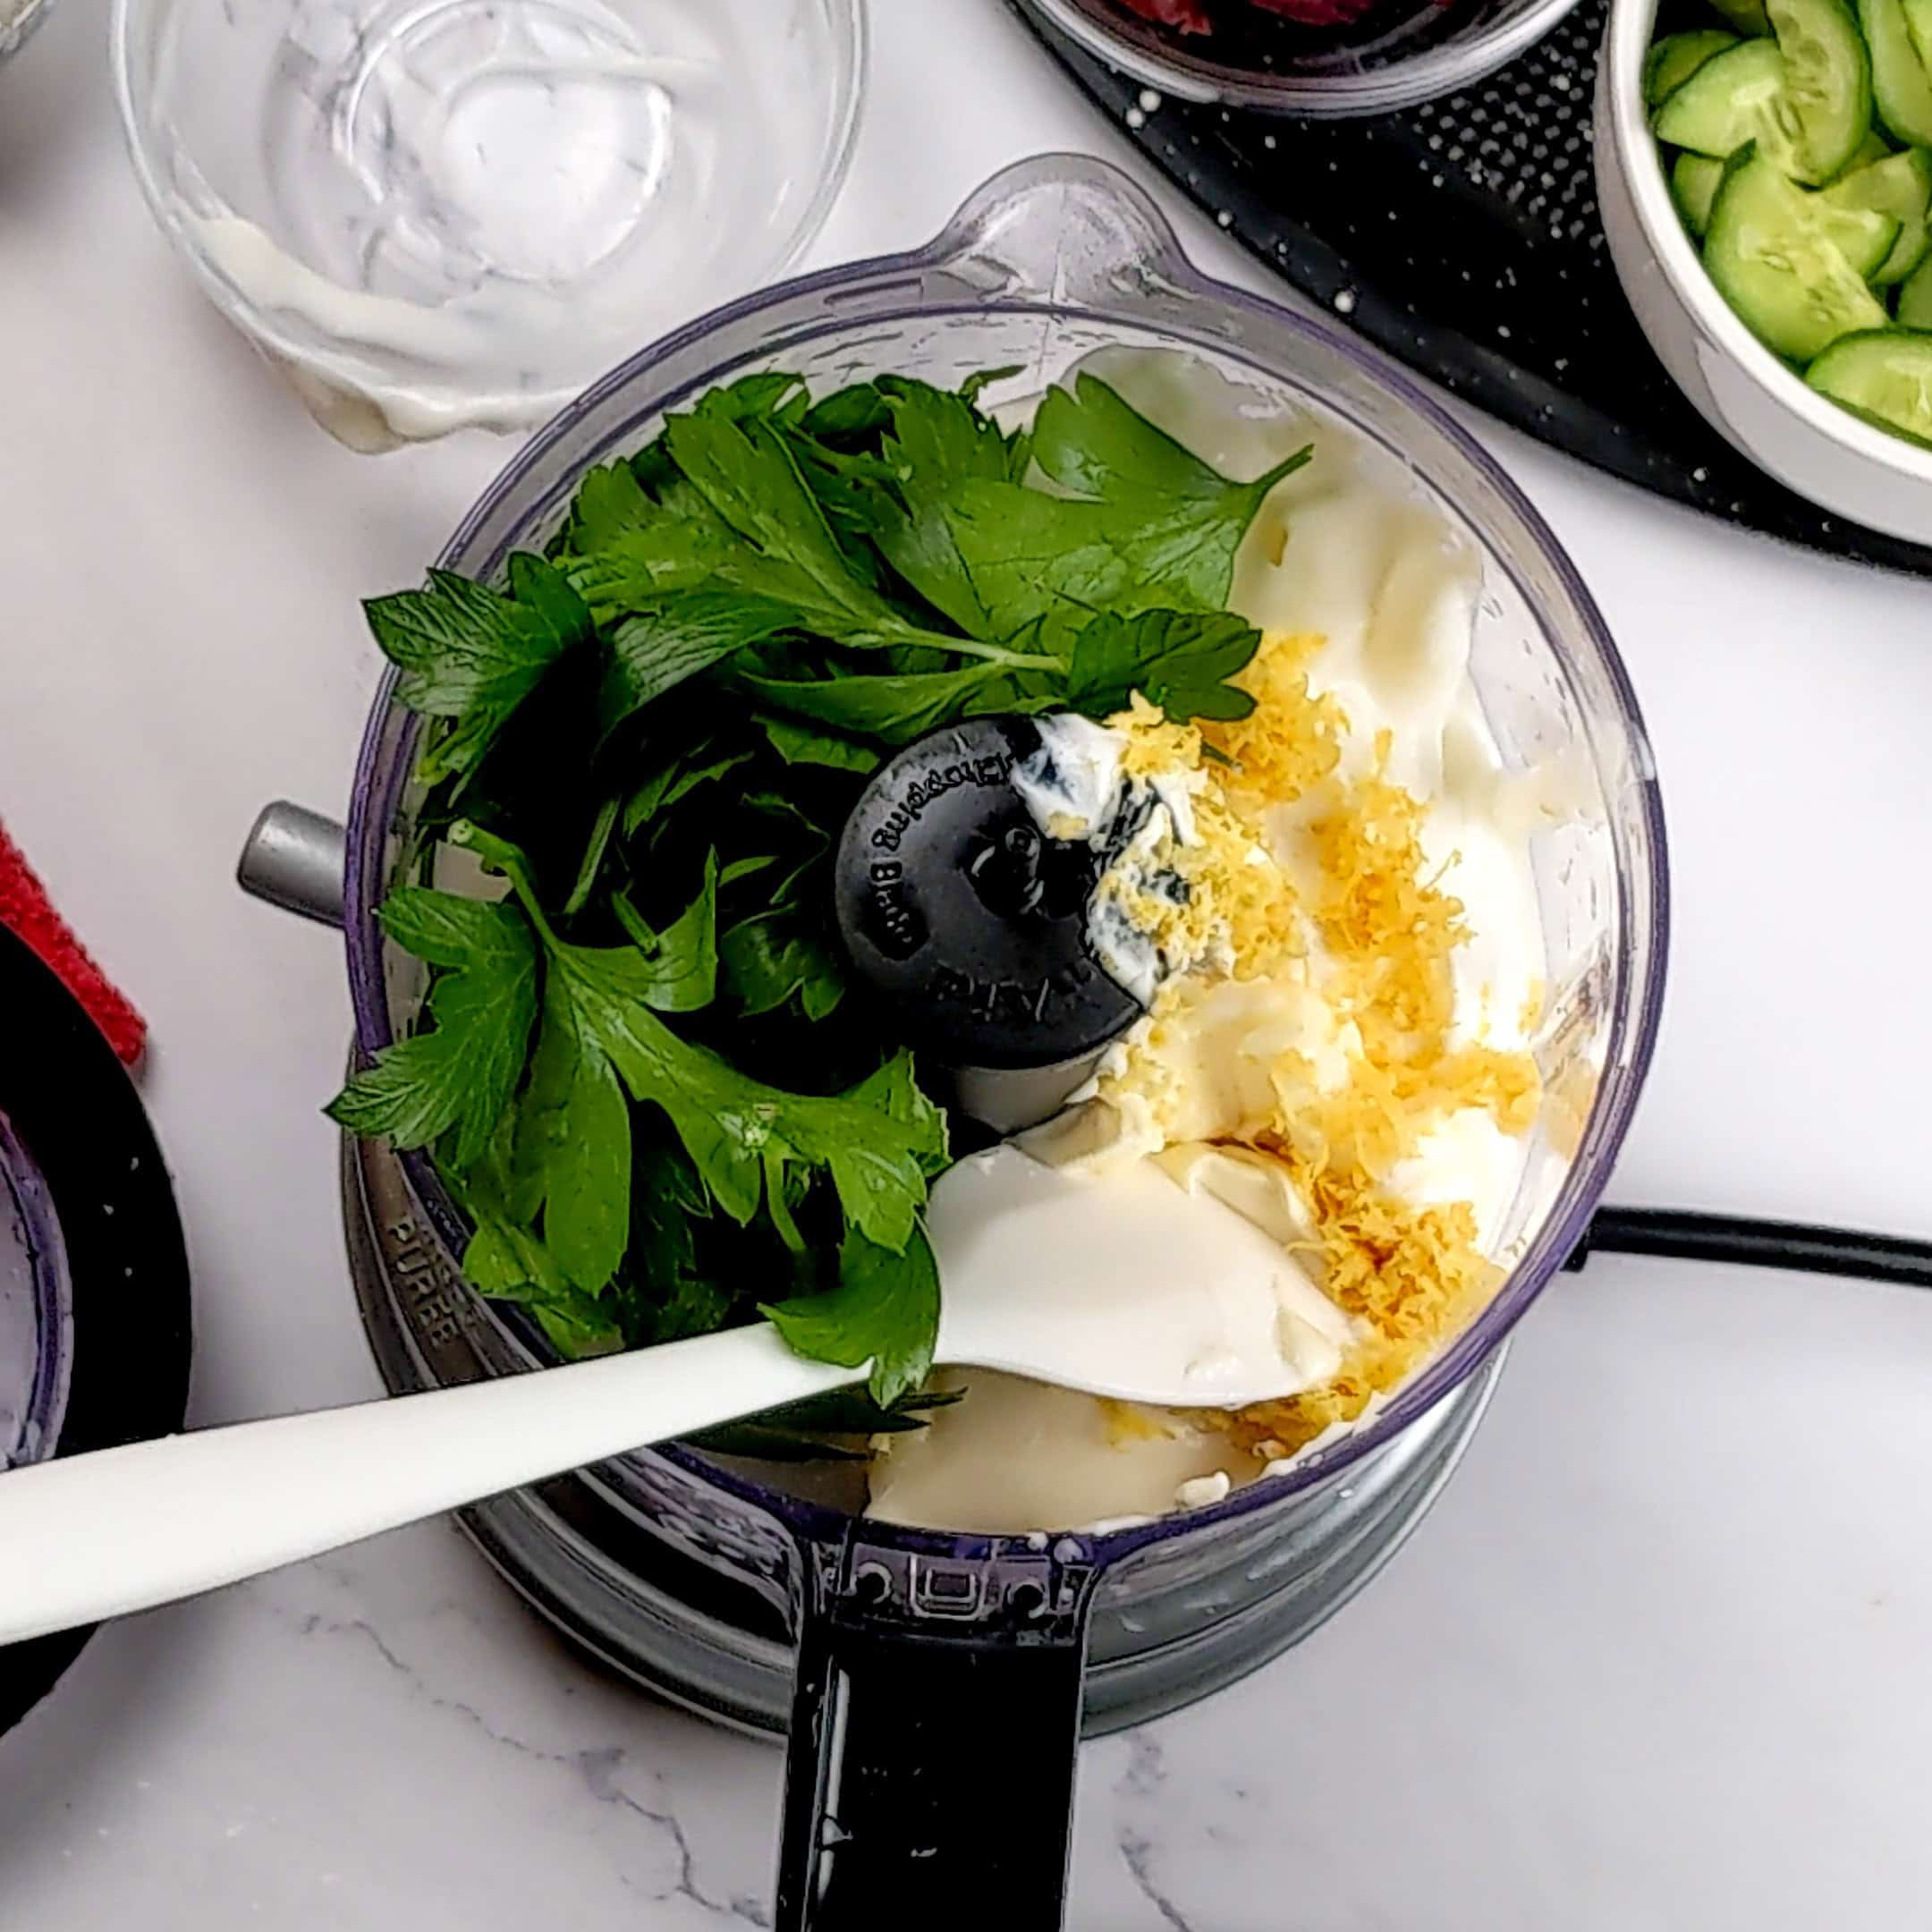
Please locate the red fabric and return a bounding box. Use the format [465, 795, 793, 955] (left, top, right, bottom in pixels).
[0, 820, 147, 1066]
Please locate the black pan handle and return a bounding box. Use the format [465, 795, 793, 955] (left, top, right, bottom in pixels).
[775, 1530, 1100, 1929]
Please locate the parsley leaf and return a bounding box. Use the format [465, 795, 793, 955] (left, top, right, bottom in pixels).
[844, 1052, 952, 1181]
[941, 375, 1311, 648]
[799, 382, 895, 440]
[597, 591, 799, 733]
[1067, 609, 1263, 724]
[464, 1213, 623, 1358]
[762, 1224, 940, 1407]
[564, 515, 740, 610]
[626, 1143, 733, 1344]
[563, 462, 656, 552]
[456, 853, 724, 1300]
[662, 412, 920, 638]
[735, 662, 1010, 744]
[511, 974, 632, 1292]
[563, 796, 622, 917]
[549, 850, 718, 1017]
[1028, 373, 1313, 606]
[622, 744, 756, 838]
[719, 909, 845, 1020]
[460, 812, 937, 1250]
[945, 487, 1141, 644]
[325, 892, 538, 1169]
[758, 715, 881, 774]
[865, 378, 1021, 636]
[565, 412, 1044, 676]
[692, 370, 811, 427]
[368, 558, 593, 781]
[562, 949, 939, 1250]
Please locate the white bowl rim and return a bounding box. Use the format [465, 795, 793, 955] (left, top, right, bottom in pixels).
[1606, 0, 1932, 487]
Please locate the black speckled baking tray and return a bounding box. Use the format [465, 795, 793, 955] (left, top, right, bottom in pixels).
[1008, 0, 1932, 579]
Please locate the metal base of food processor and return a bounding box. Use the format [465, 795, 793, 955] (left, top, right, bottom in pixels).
[343, 1126, 1505, 1741]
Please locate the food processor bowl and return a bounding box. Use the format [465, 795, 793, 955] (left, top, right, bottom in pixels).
[245, 155, 1666, 1928]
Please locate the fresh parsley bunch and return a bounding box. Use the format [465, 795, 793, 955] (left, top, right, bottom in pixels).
[327, 367, 1310, 1405]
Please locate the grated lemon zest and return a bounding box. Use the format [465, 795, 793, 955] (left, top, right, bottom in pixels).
[1094, 630, 1544, 1460]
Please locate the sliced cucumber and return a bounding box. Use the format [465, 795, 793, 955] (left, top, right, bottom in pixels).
[1709, 0, 1774, 31]
[1766, 0, 1874, 179]
[1806, 327, 1932, 441]
[1897, 250, 1932, 320]
[1902, 0, 1932, 72]
[1654, 39, 1802, 167]
[1649, 35, 1860, 181]
[1884, 223, 1932, 283]
[1674, 151, 1730, 233]
[1648, 30, 1742, 103]
[1860, 0, 1932, 146]
[1835, 129, 1897, 172]
[1816, 196, 1902, 275]
[1704, 147, 1891, 356]
[1822, 147, 1932, 278]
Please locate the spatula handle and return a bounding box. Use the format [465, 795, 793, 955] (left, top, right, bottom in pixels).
[0, 1326, 854, 1646]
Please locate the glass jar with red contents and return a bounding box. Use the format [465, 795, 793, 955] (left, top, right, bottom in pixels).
[1023, 0, 1586, 114]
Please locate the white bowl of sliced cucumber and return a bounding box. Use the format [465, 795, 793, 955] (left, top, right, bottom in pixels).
[1597, 0, 1932, 542]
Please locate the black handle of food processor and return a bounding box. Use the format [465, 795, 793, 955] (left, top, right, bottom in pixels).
[775, 1530, 1100, 1930]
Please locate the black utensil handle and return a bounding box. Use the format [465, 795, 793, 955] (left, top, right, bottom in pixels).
[775, 1531, 1100, 1930]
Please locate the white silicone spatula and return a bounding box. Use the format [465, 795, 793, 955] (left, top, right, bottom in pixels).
[0, 1148, 1330, 1647]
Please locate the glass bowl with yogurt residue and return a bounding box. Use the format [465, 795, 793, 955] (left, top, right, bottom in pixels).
[310, 154, 1668, 1903]
[109, 0, 866, 450]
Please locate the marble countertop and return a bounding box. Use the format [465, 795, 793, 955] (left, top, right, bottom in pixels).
[4, 0, 1932, 1924]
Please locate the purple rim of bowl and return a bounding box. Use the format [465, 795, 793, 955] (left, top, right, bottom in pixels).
[344, 163, 1669, 1564]
[0, 1113, 72, 1468]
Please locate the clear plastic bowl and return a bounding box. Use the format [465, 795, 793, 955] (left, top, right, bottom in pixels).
[110, 0, 866, 451]
[1017, 0, 1588, 115]
[323, 153, 1668, 1915]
